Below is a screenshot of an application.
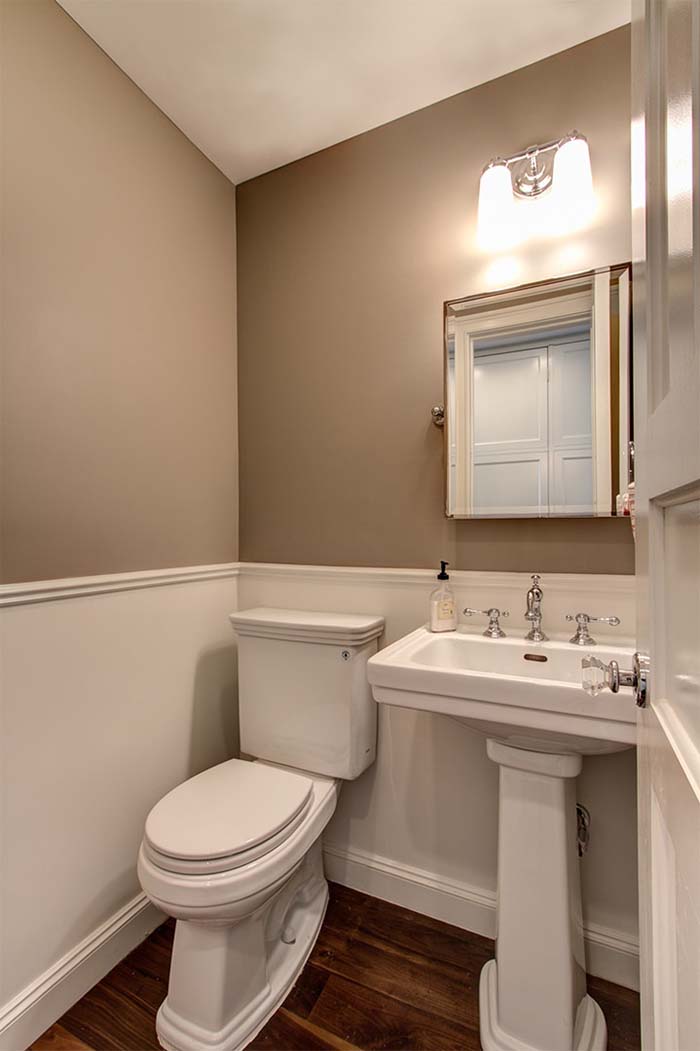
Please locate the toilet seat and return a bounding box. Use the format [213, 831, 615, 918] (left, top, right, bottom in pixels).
[143, 759, 314, 875]
[138, 768, 338, 915]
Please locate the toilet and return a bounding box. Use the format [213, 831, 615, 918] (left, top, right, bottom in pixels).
[137, 607, 384, 1051]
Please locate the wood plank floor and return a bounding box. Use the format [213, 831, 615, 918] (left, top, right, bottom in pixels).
[31, 883, 641, 1051]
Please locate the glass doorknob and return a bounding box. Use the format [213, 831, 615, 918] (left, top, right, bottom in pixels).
[581, 652, 650, 707]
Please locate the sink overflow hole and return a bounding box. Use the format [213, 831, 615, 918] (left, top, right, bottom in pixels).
[524, 653, 548, 662]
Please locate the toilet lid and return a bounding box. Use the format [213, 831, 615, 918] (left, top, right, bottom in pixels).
[144, 759, 313, 862]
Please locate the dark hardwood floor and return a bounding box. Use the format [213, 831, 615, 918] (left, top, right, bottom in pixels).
[31, 883, 641, 1051]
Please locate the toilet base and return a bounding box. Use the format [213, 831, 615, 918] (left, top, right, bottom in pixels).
[479, 961, 607, 1051]
[155, 844, 329, 1051]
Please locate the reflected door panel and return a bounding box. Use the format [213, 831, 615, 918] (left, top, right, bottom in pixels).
[549, 340, 592, 446]
[473, 348, 548, 451]
[549, 339, 593, 513]
[473, 455, 547, 516]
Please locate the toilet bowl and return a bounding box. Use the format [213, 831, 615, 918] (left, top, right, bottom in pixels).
[138, 759, 338, 1051]
[138, 607, 384, 1051]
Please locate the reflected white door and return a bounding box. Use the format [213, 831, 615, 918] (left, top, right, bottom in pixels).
[472, 341, 593, 515]
[632, 0, 700, 1047]
[549, 340, 593, 514]
[472, 346, 549, 514]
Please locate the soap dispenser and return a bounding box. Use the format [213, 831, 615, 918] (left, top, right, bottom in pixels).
[429, 561, 457, 632]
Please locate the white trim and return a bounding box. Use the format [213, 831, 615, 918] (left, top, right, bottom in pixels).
[454, 319, 473, 512]
[650, 788, 680, 1051]
[0, 895, 162, 1051]
[618, 270, 631, 493]
[323, 841, 497, 935]
[237, 562, 636, 594]
[0, 561, 637, 608]
[0, 563, 240, 608]
[322, 842, 640, 992]
[592, 270, 613, 512]
[583, 921, 642, 993]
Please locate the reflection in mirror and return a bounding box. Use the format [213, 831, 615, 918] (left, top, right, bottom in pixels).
[444, 265, 632, 519]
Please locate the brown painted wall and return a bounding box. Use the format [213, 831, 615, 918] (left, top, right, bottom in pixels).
[237, 27, 635, 574]
[0, 0, 238, 584]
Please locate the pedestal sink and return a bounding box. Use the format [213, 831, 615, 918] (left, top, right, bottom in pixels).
[367, 627, 637, 1051]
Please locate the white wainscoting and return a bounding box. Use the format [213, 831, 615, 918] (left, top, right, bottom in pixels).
[238, 562, 640, 991]
[0, 565, 240, 1050]
[0, 559, 638, 1050]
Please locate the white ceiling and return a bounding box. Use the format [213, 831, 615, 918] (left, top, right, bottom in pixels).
[58, 0, 630, 185]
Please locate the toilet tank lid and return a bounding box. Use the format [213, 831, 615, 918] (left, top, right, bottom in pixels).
[229, 607, 385, 646]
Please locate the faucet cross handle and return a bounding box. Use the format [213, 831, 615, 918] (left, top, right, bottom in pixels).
[566, 612, 621, 646]
[463, 607, 510, 639]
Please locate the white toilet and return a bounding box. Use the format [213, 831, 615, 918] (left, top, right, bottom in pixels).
[137, 607, 384, 1051]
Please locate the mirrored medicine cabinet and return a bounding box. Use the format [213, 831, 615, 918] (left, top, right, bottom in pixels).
[444, 264, 632, 519]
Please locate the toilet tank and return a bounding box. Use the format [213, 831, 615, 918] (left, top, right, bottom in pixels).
[229, 608, 385, 779]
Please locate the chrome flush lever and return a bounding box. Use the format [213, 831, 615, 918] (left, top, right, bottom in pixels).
[581, 652, 651, 707]
[463, 607, 510, 639]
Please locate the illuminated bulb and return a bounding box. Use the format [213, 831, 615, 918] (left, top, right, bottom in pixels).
[477, 161, 519, 251]
[551, 134, 595, 231]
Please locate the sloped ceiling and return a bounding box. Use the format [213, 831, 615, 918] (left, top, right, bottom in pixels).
[58, 0, 630, 184]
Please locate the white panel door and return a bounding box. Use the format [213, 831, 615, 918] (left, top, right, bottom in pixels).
[549, 339, 594, 513]
[632, 0, 700, 1047]
[472, 346, 548, 514]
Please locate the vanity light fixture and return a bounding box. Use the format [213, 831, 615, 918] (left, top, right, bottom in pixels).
[477, 131, 594, 250]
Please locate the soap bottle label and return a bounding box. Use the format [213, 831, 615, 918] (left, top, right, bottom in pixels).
[438, 599, 455, 620]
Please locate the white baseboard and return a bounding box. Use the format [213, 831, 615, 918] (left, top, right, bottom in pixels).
[322, 842, 640, 992]
[0, 894, 163, 1051]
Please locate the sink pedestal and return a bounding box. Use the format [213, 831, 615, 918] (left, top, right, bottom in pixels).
[368, 625, 637, 1049]
[479, 739, 607, 1051]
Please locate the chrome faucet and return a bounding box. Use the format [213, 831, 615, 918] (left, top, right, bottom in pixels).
[525, 574, 548, 642]
[463, 607, 510, 639]
[567, 612, 621, 646]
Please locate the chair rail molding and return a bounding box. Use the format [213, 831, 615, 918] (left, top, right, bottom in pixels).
[0, 563, 241, 607]
[0, 560, 636, 607]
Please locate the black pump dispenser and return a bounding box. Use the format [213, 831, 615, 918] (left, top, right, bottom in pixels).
[430, 560, 456, 631]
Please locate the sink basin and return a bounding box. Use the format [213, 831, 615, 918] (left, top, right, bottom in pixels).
[368, 626, 636, 755]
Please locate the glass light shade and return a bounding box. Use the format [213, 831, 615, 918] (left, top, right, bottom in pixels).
[477, 162, 518, 251]
[551, 135, 595, 230]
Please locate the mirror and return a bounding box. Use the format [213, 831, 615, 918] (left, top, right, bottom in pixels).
[444, 265, 632, 518]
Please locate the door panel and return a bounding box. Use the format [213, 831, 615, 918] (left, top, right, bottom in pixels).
[549, 339, 594, 513]
[663, 498, 700, 752]
[473, 347, 548, 450]
[473, 455, 547, 516]
[551, 449, 593, 515]
[549, 340, 592, 446]
[632, 0, 700, 1046]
